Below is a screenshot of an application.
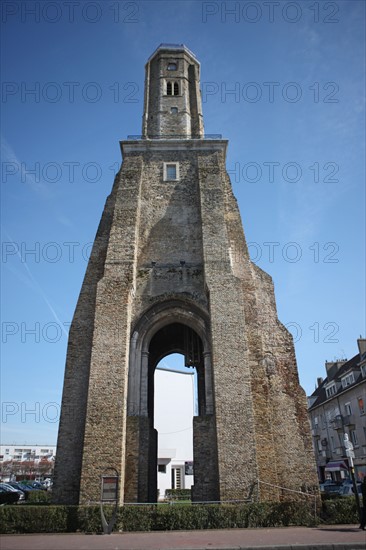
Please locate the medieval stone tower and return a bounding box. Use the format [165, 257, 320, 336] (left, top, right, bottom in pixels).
[53, 44, 318, 505]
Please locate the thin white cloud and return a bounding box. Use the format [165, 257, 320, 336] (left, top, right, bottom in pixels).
[2, 230, 68, 337]
[1, 135, 50, 197]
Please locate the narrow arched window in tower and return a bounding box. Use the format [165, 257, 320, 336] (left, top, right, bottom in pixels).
[173, 82, 179, 95]
[166, 82, 172, 96]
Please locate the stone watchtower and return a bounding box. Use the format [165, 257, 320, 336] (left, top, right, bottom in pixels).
[53, 44, 318, 505]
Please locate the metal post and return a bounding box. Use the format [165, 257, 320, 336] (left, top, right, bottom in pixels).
[344, 433, 361, 522]
[100, 468, 119, 535]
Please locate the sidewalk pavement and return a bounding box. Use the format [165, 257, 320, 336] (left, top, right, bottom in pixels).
[1, 525, 365, 550]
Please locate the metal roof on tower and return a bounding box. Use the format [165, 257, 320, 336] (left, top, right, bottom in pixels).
[147, 43, 199, 64]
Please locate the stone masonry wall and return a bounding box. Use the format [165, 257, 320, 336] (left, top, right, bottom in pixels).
[77, 155, 144, 504]
[52, 176, 120, 504]
[54, 138, 318, 505]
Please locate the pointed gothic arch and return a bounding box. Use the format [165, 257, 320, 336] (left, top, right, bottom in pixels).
[125, 299, 218, 502]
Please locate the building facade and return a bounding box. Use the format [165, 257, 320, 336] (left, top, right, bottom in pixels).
[308, 338, 366, 482]
[157, 449, 194, 500]
[53, 44, 318, 505]
[0, 444, 56, 481]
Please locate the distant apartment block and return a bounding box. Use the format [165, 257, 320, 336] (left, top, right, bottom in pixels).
[0, 444, 56, 481]
[308, 338, 366, 482]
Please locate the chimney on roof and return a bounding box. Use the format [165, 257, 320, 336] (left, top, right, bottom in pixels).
[317, 377, 323, 387]
[325, 360, 346, 380]
[357, 338, 366, 357]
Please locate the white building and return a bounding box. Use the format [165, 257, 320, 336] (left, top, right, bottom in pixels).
[0, 444, 56, 481]
[157, 449, 194, 500]
[307, 338, 366, 482]
[154, 359, 195, 499]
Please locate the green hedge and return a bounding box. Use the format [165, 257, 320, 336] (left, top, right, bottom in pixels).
[320, 496, 360, 524]
[26, 490, 51, 504]
[0, 498, 360, 534]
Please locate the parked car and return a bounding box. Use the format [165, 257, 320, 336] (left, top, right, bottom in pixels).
[0, 482, 25, 501]
[0, 485, 20, 505]
[30, 481, 47, 490]
[319, 480, 343, 494]
[340, 483, 362, 497]
[42, 478, 53, 489]
[6, 482, 34, 500]
[20, 480, 47, 491]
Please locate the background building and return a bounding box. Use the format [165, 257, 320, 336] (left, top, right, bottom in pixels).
[308, 338, 366, 482]
[155, 364, 195, 500]
[0, 444, 56, 482]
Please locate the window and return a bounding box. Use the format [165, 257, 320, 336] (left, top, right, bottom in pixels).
[331, 436, 336, 452]
[326, 384, 337, 398]
[171, 107, 178, 114]
[361, 364, 366, 378]
[345, 402, 352, 415]
[158, 464, 166, 473]
[350, 430, 358, 446]
[341, 372, 355, 388]
[164, 162, 179, 181]
[171, 467, 182, 489]
[316, 439, 322, 453]
[314, 416, 319, 427]
[167, 62, 177, 70]
[358, 397, 365, 414]
[166, 165, 176, 179]
[166, 81, 179, 96]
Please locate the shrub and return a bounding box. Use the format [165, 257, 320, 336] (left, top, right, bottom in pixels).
[0, 497, 360, 534]
[26, 490, 51, 504]
[320, 496, 359, 524]
[0, 505, 70, 534]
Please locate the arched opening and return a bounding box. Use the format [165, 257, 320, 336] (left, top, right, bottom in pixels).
[154, 353, 196, 500]
[148, 323, 206, 419]
[125, 301, 219, 504]
[166, 81, 179, 96]
[145, 322, 205, 502]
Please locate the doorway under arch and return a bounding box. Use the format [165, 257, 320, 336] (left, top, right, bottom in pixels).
[125, 301, 219, 503]
[154, 353, 196, 500]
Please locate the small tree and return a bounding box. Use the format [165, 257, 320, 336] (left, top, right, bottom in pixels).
[36, 458, 54, 479]
[16, 460, 37, 480]
[0, 460, 14, 480]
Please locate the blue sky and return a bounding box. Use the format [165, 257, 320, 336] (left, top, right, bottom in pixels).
[1, 0, 365, 444]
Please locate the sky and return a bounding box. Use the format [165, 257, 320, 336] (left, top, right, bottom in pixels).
[1, 0, 365, 448]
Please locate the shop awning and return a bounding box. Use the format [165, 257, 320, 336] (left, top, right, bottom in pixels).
[324, 461, 348, 472]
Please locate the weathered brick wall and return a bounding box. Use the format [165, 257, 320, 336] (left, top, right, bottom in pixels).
[52, 177, 119, 504]
[54, 138, 318, 505]
[197, 151, 259, 500]
[192, 415, 220, 501]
